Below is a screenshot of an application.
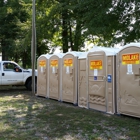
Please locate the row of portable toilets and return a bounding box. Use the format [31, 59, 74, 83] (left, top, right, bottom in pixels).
[37, 43, 140, 118]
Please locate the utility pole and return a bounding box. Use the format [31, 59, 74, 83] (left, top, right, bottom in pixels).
[32, 0, 36, 94]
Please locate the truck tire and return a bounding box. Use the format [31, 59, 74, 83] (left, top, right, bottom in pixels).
[27, 80, 32, 91]
[27, 80, 37, 91]
[25, 83, 29, 90]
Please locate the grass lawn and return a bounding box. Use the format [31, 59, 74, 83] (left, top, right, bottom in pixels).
[0, 86, 140, 140]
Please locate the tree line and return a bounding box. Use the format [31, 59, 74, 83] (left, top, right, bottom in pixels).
[0, 0, 140, 68]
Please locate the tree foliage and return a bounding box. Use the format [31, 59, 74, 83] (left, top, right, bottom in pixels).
[112, 0, 140, 45]
[0, 0, 32, 67]
[0, 0, 140, 66]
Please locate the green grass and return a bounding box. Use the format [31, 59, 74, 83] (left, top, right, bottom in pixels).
[0, 87, 140, 140]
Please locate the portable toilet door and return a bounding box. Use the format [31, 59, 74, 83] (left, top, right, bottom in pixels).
[49, 53, 64, 101]
[62, 52, 83, 105]
[37, 54, 51, 98]
[87, 47, 118, 114]
[78, 52, 88, 109]
[116, 43, 140, 118]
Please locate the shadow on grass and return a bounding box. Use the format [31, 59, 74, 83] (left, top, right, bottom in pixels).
[0, 88, 140, 140]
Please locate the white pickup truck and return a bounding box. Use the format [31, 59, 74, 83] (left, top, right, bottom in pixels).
[0, 61, 37, 90]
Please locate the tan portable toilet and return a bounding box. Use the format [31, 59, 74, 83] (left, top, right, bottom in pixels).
[116, 43, 140, 118]
[87, 47, 119, 114]
[37, 54, 51, 98]
[78, 52, 88, 108]
[49, 53, 64, 101]
[62, 52, 83, 105]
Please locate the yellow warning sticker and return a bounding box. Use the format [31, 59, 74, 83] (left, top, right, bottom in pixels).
[39, 60, 46, 67]
[50, 60, 58, 67]
[90, 60, 102, 70]
[122, 53, 140, 65]
[64, 59, 73, 67]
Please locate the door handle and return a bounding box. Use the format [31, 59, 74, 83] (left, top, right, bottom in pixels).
[2, 73, 4, 76]
[102, 76, 106, 80]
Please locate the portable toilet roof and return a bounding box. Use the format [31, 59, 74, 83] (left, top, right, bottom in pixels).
[78, 52, 88, 59]
[116, 42, 140, 55]
[122, 42, 140, 48]
[63, 51, 84, 57]
[51, 53, 64, 58]
[89, 46, 120, 56]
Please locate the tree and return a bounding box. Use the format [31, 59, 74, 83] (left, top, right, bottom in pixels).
[0, 0, 32, 67]
[112, 0, 140, 45]
[35, 0, 85, 53]
[0, 0, 20, 60]
[80, 0, 140, 46]
[1, 0, 139, 65]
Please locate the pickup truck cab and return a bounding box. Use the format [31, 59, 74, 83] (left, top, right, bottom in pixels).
[0, 61, 37, 90]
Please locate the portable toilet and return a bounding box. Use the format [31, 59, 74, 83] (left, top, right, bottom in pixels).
[37, 54, 51, 98]
[78, 52, 88, 109]
[116, 43, 140, 118]
[62, 52, 83, 105]
[49, 53, 64, 101]
[87, 47, 119, 114]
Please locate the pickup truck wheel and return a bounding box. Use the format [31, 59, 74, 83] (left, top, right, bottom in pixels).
[27, 80, 32, 91]
[25, 84, 28, 90]
[27, 80, 37, 91]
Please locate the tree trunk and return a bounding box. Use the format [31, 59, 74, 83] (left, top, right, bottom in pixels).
[14, 53, 18, 63]
[62, 9, 69, 53]
[69, 21, 73, 50]
[1, 40, 8, 60]
[73, 20, 82, 51]
[22, 51, 27, 68]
